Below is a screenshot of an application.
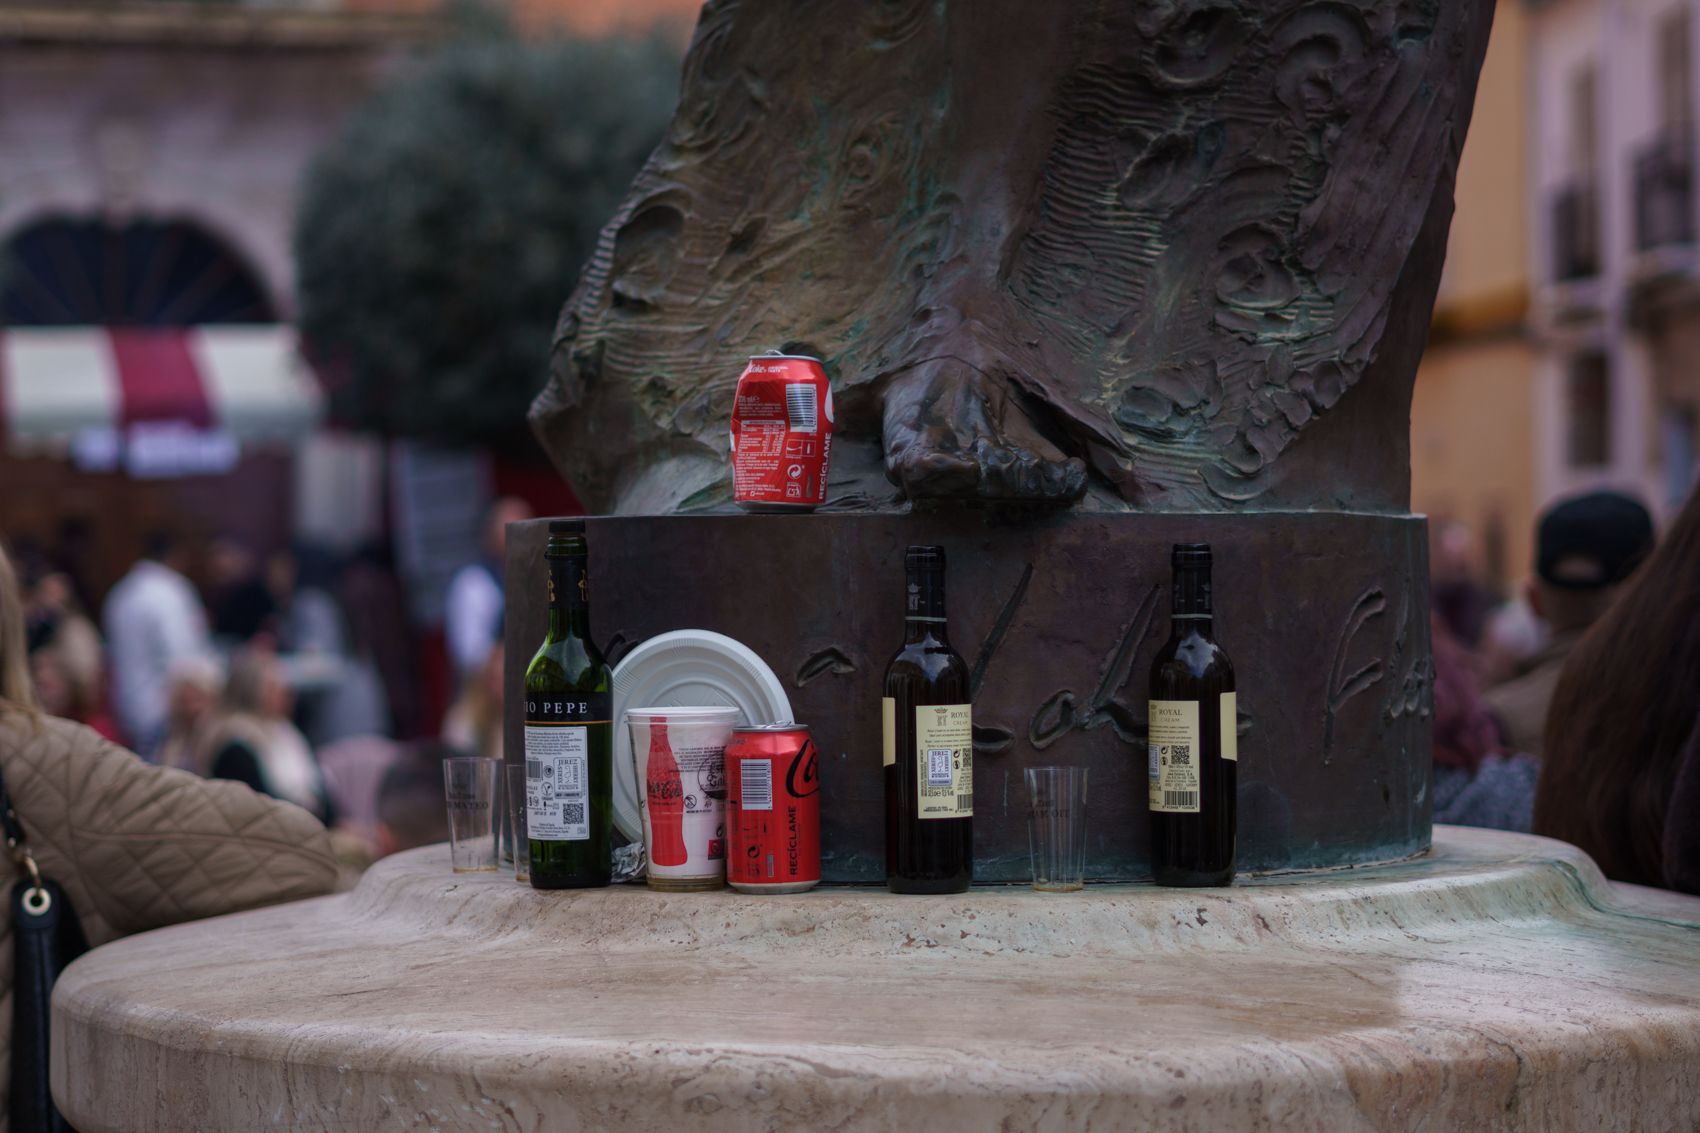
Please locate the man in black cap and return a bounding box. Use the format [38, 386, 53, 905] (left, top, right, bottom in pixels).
[1485, 490, 1655, 756]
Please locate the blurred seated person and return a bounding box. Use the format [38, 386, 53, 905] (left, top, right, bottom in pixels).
[1485, 491, 1653, 757]
[375, 744, 453, 857]
[156, 655, 224, 772]
[200, 649, 336, 825]
[272, 546, 345, 655]
[276, 544, 389, 747]
[19, 555, 114, 739]
[316, 735, 402, 855]
[1536, 479, 1700, 894]
[21, 561, 104, 700]
[446, 497, 531, 682]
[340, 541, 424, 739]
[1430, 616, 1536, 832]
[103, 529, 212, 757]
[1430, 520, 1499, 650]
[28, 645, 119, 743]
[1477, 588, 1550, 689]
[443, 643, 503, 762]
[206, 535, 277, 646]
[1, 540, 338, 1106]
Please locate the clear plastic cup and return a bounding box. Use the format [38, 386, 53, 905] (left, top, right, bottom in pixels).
[626, 706, 741, 891]
[442, 757, 500, 873]
[506, 763, 530, 883]
[1026, 766, 1088, 892]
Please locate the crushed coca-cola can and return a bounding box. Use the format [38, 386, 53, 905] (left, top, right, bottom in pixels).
[729, 352, 833, 511]
[725, 724, 820, 893]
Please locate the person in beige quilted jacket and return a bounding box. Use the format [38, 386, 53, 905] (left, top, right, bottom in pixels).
[0, 541, 338, 1127]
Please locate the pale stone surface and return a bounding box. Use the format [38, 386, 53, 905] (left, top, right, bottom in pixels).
[54, 827, 1700, 1131]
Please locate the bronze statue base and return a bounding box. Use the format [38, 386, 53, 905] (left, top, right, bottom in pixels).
[505, 512, 1432, 882]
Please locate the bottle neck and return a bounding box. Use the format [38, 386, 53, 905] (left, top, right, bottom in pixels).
[904, 569, 948, 643]
[1170, 562, 1213, 635]
[546, 550, 592, 640]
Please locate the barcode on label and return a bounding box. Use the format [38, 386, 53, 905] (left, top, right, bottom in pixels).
[1164, 791, 1198, 808]
[957, 793, 974, 812]
[926, 748, 954, 786]
[526, 759, 542, 779]
[785, 383, 818, 434]
[741, 759, 773, 811]
[562, 802, 584, 825]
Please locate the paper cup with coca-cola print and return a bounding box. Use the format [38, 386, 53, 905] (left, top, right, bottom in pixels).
[625, 706, 741, 891]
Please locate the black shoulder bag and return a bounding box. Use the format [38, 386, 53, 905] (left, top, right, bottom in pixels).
[0, 763, 86, 1133]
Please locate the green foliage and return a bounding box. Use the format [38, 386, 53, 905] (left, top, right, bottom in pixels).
[294, 25, 679, 442]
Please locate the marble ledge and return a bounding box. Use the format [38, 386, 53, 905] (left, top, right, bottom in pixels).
[53, 827, 1700, 1132]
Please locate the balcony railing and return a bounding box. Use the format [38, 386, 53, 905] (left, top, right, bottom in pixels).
[1634, 131, 1695, 251]
[1551, 181, 1602, 281]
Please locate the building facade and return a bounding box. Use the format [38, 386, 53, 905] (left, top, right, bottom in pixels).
[1413, 0, 1700, 589]
[1528, 0, 1700, 523]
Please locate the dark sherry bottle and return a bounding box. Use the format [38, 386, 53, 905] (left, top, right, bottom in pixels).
[1148, 543, 1237, 887]
[883, 545, 973, 894]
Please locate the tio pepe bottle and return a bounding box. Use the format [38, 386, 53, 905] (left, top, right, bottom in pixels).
[1147, 542, 1237, 886]
[883, 544, 973, 894]
[523, 520, 613, 889]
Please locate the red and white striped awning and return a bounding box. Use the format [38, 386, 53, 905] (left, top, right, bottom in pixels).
[0, 326, 321, 447]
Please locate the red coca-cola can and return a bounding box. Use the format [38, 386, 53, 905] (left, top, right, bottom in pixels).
[726, 724, 820, 893]
[730, 353, 833, 510]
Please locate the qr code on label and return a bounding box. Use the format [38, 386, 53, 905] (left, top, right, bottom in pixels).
[1169, 744, 1192, 767]
[927, 748, 954, 786]
[562, 802, 585, 825]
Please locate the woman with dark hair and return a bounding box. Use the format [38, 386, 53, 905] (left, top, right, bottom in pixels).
[1534, 481, 1700, 893]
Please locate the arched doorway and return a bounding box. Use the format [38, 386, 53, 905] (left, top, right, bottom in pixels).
[0, 215, 276, 327]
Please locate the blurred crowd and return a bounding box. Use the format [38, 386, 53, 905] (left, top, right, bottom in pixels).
[1431, 479, 1700, 895]
[8, 497, 534, 879]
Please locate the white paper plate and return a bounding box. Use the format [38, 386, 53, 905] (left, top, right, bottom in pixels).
[610, 630, 793, 841]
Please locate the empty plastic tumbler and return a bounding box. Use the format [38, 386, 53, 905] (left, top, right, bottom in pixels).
[1026, 766, 1088, 892]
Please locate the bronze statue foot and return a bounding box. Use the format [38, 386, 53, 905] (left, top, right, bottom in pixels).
[882, 358, 1087, 504]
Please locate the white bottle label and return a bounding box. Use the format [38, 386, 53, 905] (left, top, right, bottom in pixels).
[1148, 700, 1201, 814]
[914, 703, 973, 819]
[525, 726, 589, 841]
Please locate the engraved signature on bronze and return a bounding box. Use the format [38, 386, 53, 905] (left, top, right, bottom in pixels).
[795, 647, 856, 687]
[1323, 587, 1386, 766]
[1029, 584, 1162, 750]
[1321, 585, 1434, 767]
[969, 563, 1034, 756]
[1381, 590, 1433, 725]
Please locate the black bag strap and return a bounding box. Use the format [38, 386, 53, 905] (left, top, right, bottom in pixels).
[1, 747, 85, 1132]
[0, 758, 48, 905]
[0, 755, 26, 846]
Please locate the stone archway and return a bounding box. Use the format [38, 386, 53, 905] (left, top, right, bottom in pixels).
[0, 214, 276, 327]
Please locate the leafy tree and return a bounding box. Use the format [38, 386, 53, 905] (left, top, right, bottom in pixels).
[294, 25, 679, 442]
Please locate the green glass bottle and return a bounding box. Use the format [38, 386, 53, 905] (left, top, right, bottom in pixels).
[524, 520, 613, 889]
